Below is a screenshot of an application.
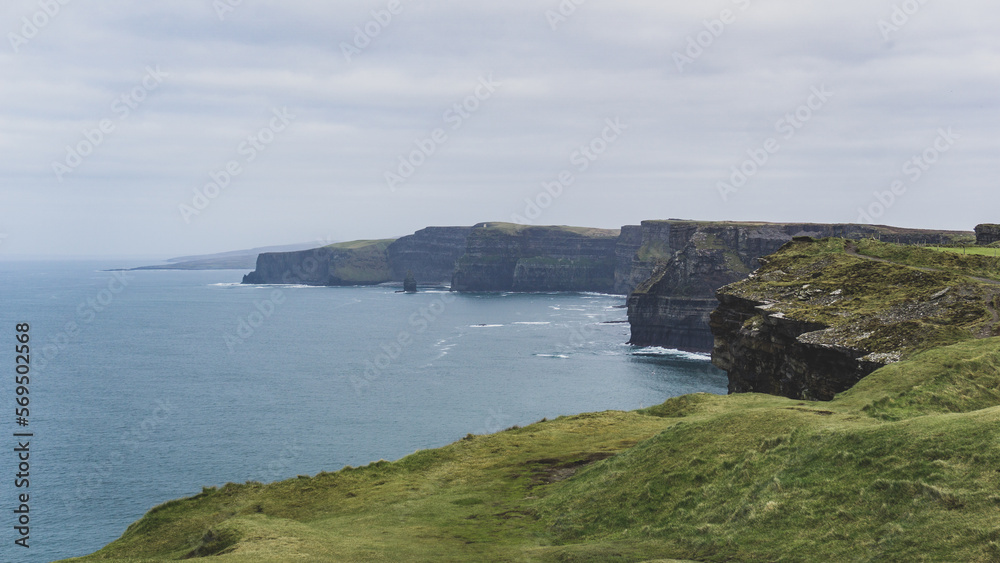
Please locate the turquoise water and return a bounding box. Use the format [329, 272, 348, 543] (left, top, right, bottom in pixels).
[0, 261, 726, 561]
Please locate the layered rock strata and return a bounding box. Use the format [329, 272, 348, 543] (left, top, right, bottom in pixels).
[710, 238, 1000, 400]
[976, 224, 1000, 246]
[625, 221, 972, 351]
[451, 224, 620, 293]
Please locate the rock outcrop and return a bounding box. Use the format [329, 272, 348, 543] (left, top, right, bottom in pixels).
[403, 271, 417, 293]
[710, 238, 1000, 400]
[451, 223, 620, 292]
[976, 224, 1000, 246]
[626, 221, 973, 352]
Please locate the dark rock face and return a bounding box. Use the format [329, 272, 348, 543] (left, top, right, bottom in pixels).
[612, 225, 644, 294]
[976, 224, 1000, 246]
[625, 221, 973, 352]
[709, 292, 883, 400]
[706, 237, 1000, 400]
[451, 225, 620, 292]
[387, 227, 475, 284]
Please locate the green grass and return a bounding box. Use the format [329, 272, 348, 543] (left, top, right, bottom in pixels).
[720, 238, 1000, 357]
[323, 239, 395, 283]
[66, 337, 1000, 562]
[928, 246, 1000, 258]
[325, 239, 397, 251]
[474, 223, 621, 238]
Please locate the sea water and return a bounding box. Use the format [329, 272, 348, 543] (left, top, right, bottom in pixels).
[0, 261, 727, 561]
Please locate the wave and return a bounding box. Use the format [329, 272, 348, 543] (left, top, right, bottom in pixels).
[514, 322, 551, 325]
[631, 347, 712, 361]
[534, 353, 569, 359]
[469, 324, 503, 328]
[208, 282, 243, 287]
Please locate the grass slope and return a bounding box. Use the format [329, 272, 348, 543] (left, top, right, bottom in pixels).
[68, 337, 1000, 562]
[930, 246, 1000, 258]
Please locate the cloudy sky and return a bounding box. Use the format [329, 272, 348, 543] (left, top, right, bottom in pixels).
[2, 0, 997, 258]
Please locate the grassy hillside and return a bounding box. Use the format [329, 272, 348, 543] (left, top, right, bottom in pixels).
[67, 336, 1000, 562]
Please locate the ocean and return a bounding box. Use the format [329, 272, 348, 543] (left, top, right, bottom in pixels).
[0, 261, 727, 561]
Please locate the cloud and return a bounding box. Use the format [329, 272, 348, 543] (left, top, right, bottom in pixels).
[2, 0, 998, 256]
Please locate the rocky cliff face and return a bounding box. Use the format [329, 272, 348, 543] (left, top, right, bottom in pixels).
[710, 238, 1000, 400]
[625, 221, 974, 352]
[612, 225, 645, 294]
[976, 224, 1000, 246]
[242, 240, 395, 286]
[451, 224, 620, 292]
[387, 226, 474, 284]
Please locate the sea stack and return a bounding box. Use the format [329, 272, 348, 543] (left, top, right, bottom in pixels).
[404, 271, 417, 293]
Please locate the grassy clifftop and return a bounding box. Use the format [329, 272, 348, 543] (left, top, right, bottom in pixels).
[720, 238, 1000, 360]
[472, 222, 621, 238]
[69, 336, 1000, 562]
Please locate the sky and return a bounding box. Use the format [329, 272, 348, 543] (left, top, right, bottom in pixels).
[2, 0, 998, 258]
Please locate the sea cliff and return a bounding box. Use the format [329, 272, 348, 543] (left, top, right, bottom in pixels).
[450, 223, 620, 292]
[626, 221, 973, 352]
[241, 239, 395, 286]
[709, 237, 1000, 400]
[387, 226, 474, 284]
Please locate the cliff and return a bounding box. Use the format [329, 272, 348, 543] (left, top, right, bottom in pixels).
[242, 240, 395, 286]
[976, 224, 1000, 246]
[450, 223, 621, 292]
[386, 226, 474, 284]
[626, 221, 973, 352]
[710, 237, 1000, 400]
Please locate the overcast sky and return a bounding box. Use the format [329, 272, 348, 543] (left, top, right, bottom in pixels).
[2, 0, 997, 258]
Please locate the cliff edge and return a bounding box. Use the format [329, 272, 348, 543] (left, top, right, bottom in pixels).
[242, 239, 395, 286]
[710, 237, 1000, 400]
[626, 221, 973, 352]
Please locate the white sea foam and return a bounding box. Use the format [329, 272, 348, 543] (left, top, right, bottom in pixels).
[534, 353, 569, 359]
[631, 347, 712, 361]
[514, 322, 551, 325]
[470, 324, 503, 328]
